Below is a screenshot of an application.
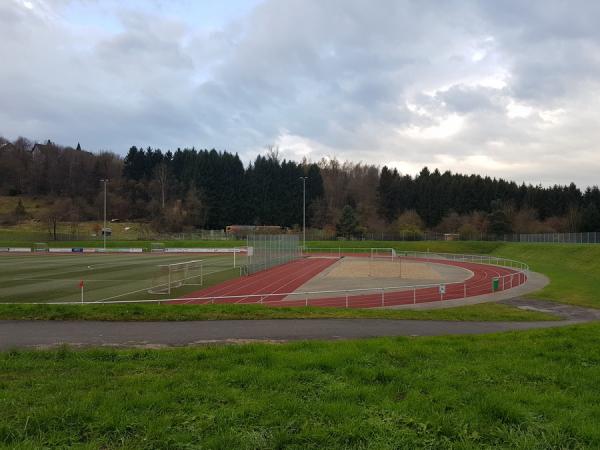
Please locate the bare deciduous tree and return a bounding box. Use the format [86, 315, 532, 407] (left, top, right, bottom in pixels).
[154, 162, 169, 209]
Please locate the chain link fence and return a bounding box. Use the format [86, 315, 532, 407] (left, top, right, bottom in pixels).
[246, 234, 300, 275]
[300, 230, 600, 244]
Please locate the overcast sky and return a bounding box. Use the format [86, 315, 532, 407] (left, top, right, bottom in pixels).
[1, 0, 600, 187]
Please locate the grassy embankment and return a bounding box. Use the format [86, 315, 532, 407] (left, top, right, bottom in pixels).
[2, 323, 600, 448]
[0, 302, 555, 322]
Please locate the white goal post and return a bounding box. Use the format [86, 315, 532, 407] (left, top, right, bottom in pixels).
[148, 259, 204, 295]
[370, 248, 396, 261]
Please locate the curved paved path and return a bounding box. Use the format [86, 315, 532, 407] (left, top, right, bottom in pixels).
[0, 301, 595, 350]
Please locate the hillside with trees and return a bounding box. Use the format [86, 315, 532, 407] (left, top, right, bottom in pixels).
[1, 135, 599, 237]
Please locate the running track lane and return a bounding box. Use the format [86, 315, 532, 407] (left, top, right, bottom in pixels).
[175, 257, 339, 304]
[175, 256, 526, 308]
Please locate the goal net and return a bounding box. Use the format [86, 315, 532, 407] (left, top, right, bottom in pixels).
[150, 242, 165, 253]
[33, 242, 49, 252]
[148, 259, 204, 295]
[370, 248, 396, 261]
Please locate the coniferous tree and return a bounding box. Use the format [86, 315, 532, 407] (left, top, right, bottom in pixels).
[581, 204, 600, 232]
[336, 205, 359, 238]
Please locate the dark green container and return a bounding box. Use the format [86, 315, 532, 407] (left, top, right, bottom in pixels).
[492, 277, 499, 291]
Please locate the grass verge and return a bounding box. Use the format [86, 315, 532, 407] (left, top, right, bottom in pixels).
[1, 323, 599, 448]
[0, 302, 558, 322]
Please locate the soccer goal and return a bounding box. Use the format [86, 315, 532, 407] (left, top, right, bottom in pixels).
[33, 242, 49, 252]
[150, 242, 165, 253]
[148, 259, 204, 295]
[370, 248, 396, 261]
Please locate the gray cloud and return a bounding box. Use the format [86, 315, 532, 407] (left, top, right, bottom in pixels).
[0, 0, 599, 186]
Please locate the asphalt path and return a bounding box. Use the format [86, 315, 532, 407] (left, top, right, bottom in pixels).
[0, 316, 585, 349]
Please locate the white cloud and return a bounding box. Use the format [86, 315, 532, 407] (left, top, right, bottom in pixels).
[401, 114, 465, 140]
[1, 0, 600, 186]
[506, 101, 533, 118]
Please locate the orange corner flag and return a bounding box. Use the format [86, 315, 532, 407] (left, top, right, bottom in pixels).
[79, 280, 84, 289]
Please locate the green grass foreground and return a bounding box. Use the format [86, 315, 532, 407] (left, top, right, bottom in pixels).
[1, 324, 599, 448]
[0, 302, 557, 322]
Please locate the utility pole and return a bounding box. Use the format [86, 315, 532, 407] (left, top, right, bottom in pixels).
[100, 179, 108, 250]
[300, 176, 307, 249]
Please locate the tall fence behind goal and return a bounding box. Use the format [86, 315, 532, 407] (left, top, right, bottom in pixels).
[246, 234, 300, 275]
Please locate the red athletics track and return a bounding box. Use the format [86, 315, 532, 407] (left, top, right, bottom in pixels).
[175, 257, 339, 304]
[175, 256, 526, 308]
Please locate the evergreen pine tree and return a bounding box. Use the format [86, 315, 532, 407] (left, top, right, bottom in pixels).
[336, 205, 359, 238]
[581, 204, 600, 232]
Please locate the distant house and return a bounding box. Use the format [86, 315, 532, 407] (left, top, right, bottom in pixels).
[30, 140, 92, 156]
[30, 140, 54, 154]
[0, 142, 16, 152]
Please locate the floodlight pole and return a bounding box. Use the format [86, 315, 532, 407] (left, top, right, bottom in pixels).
[100, 179, 108, 250]
[300, 176, 307, 250]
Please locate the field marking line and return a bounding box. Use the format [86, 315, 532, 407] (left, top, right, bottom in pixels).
[95, 267, 231, 303]
[234, 258, 335, 303]
[178, 257, 310, 301]
[179, 258, 335, 304]
[0, 254, 234, 283]
[10, 277, 151, 282]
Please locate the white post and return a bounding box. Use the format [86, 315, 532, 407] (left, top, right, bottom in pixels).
[300, 176, 307, 250]
[399, 256, 402, 279]
[100, 179, 108, 251]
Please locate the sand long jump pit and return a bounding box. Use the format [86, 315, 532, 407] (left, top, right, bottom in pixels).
[284, 257, 473, 301]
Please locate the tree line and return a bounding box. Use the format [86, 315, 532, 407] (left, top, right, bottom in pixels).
[0, 135, 599, 235]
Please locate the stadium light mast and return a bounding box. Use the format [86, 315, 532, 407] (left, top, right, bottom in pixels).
[300, 176, 307, 249]
[100, 179, 108, 250]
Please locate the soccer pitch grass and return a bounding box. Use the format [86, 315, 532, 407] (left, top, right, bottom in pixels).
[0, 253, 244, 304]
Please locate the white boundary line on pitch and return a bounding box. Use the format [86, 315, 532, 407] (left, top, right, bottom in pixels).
[94, 266, 233, 303]
[1, 266, 236, 304]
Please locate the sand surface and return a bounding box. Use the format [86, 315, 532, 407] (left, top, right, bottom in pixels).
[284, 257, 472, 300]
